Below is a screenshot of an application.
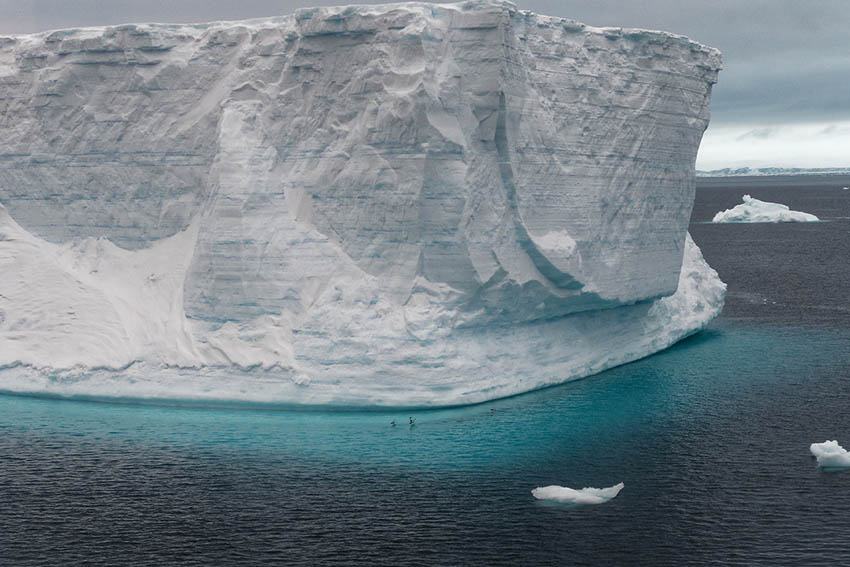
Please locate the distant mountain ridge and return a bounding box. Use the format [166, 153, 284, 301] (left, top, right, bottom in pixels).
[697, 166, 850, 177]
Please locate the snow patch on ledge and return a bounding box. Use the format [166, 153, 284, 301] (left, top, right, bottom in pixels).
[712, 195, 819, 223]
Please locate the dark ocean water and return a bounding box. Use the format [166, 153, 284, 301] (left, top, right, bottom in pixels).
[2, 175, 850, 566]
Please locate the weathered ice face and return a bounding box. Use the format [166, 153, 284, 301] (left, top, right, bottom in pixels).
[0, 2, 718, 325]
[0, 2, 724, 406]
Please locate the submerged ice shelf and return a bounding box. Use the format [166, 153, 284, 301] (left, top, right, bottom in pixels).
[0, 1, 724, 406]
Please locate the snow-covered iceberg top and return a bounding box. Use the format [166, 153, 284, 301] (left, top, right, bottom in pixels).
[810, 441, 850, 469]
[532, 482, 624, 505]
[712, 195, 819, 223]
[0, 1, 724, 406]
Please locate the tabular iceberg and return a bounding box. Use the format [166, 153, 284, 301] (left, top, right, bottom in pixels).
[0, 1, 724, 406]
[712, 195, 819, 223]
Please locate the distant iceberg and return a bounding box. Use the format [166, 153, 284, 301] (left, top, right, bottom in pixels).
[532, 482, 624, 505]
[810, 441, 850, 469]
[712, 195, 819, 223]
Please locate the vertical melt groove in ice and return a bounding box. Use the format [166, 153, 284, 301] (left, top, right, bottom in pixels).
[0, 1, 724, 406]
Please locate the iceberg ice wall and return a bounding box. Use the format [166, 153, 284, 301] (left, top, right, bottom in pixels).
[0, 1, 725, 406]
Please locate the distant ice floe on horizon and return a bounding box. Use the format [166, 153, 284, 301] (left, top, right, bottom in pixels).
[531, 482, 624, 505]
[712, 195, 819, 223]
[810, 441, 850, 470]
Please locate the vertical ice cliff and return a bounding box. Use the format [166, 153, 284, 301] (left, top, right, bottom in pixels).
[0, 1, 725, 406]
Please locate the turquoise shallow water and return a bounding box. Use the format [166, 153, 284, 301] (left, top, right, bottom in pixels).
[2, 178, 850, 565]
[1, 322, 845, 473]
[2, 320, 850, 565]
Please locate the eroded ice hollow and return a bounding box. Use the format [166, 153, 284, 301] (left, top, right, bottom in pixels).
[0, 1, 725, 406]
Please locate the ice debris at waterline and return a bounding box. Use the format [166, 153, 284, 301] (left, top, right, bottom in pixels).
[532, 483, 624, 505]
[810, 441, 850, 469]
[0, 1, 724, 406]
[712, 195, 819, 223]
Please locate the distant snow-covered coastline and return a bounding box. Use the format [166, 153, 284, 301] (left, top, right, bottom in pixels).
[712, 195, 819, 223]
[697, 166, 850, 178]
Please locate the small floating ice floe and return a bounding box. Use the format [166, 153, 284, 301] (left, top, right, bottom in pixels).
[712, 194, 819, 223]
[531, 482, 624, 505]
[810, 440, 850, 469]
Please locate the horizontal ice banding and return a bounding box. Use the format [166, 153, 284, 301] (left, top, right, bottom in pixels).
[0, 215, 725, 406]
[0, 1, 723, 406]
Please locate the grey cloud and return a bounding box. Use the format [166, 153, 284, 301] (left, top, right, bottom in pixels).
[818, 124, 850, 136]
[736, 128, 780, 141]
[528, 0, 850, 126]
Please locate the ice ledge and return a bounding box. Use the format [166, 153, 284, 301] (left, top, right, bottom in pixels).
[0, 209, 725, 406]
[1, 0, 721, 64]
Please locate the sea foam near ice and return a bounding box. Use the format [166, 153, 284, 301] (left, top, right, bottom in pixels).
[712, 195, 819, 223]
[532, 482, 624, 505]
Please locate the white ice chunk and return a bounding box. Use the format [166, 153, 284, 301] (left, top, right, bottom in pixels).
[532, 482, 624, 505]
[810, 440, 850, 469]
[530, 230, 578, 257]
[712, 195, 819, 223]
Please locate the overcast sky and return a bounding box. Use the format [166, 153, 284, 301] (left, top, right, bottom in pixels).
[1, 0, 848, 169]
